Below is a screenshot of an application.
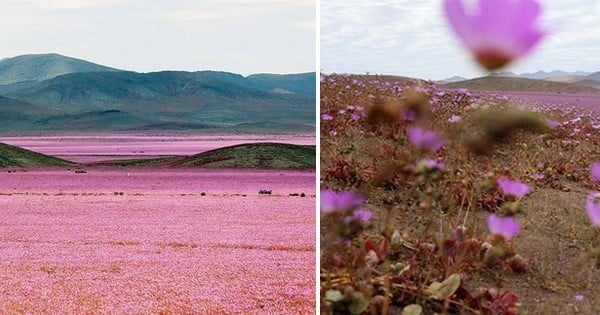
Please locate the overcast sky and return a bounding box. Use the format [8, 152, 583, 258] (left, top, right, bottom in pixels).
[321, 0, 600, 80]
[0, 0, 315, 75]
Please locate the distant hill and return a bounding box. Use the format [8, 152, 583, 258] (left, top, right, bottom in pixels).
[0, 142, 75, 167]
[6, 70, 315, 130]
[217, 121, 315, 134]
[520, 70, 570, 79]
[489, 71, 518, 77]
[437, 75, 467, 83]
[246, 72, 316, 94]
[98, 142, 316, 169]
[0, 53, 121, 86]
[487, 70, 591, 80]
[0, 95, 64, 131]
[35, 110, 155, 131]
[0, 54, 316, 133]
[546, 75, 600, 90]
[442, 76, 599, 93]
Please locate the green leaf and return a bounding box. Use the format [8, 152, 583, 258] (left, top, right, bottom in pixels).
[348, 292, 370, 315]
[428, 274, 461, 300]
[402, 304, 423, 315]
[324, 290, 344, 303]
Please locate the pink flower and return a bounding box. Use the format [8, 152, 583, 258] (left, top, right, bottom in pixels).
[407, 126, 446, 152]
[497, 178, 530, 198]
[321, 113, 334, 121]
[352, 210, 372, 221]
[590, 161, 600, 183]
[544, 119, 560, 129]
[487, 214, 520, 240]
[401, 109, 417, 121]
[585, 193, 600, 227]
[320, 189, 364, 214]
[448, 115, 462, 123]
[443, 0, 546, 70]
[416, 158, 445, 172]
[531, 173, 545, 180]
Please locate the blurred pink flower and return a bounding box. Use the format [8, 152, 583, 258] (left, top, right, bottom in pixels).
[544, 119, 560, 129]
[448, 115, 462, 123]
[443, 0, 546, 70]
[497, 178, 530, 198]
[585, 193, 600, 227]
[531, 173, 545, 180]
[416, 158, 445, 172]
[321, 113, 334, 121]
[487, 214, 520, 240]
[320, 189, 364, 214]
[407, 126, 446, 152]
[590, 161, 600, 183]
[352, 209, 372, 221]
[401, 109, 417, 121]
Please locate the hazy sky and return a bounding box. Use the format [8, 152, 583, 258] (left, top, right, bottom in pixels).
[0, 0, 315, 75]
[321, 0, 600, 80]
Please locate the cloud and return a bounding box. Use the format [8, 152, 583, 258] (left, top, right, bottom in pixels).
[0, 0, 315, 75]
[322, 0, 599, 79]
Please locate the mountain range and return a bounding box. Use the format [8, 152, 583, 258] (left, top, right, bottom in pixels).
[439, 70, 600, 91]
[0, 54, 315, 132]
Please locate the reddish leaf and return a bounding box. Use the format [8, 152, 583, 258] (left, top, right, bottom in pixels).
[489, 291, 518, 315]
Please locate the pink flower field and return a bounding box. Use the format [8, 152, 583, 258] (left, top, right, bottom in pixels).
[481, 91, 600, 121]
[0, 168, 315, 314]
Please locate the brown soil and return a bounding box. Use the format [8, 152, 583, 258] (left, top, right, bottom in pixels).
[501, 185, 600, 314]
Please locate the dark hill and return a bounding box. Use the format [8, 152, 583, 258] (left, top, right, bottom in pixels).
[0, 142, 75, 167]
[173, 142, 315, 169]
[97, 143, 316, 169]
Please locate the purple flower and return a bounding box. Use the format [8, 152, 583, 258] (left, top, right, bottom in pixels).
[448, 115, 462, 123]
[407, 126, 446, 152]
[544, 119, 560, 129]
[320, 189, 364, 214]
[531, 173, 545, 180]
[443, 0, 546, 70]
[321, 113, 334, 121]
[590, 161, 600, 183]
[416, 158, 445, 172]
[487, 214, 520, 240]
[352, 210, 372, 221]
[350, 113, 361, 121]
[497, 178, 530, 198]
[401, 109, 417, 121]
[457, 88, 471, 96]
[585, 193, 600, 227]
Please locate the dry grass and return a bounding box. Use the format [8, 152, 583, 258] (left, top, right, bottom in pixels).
[320, 73, 600, 314]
